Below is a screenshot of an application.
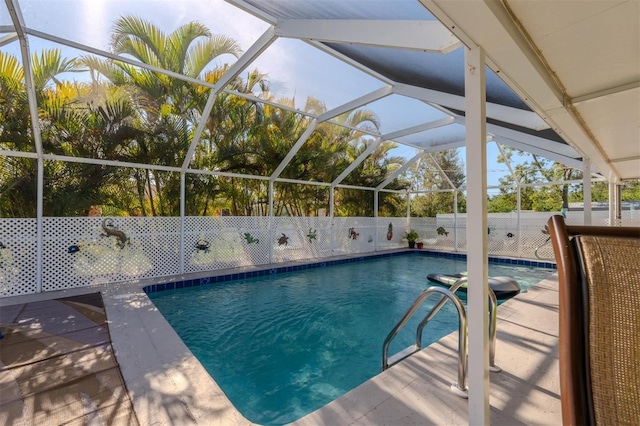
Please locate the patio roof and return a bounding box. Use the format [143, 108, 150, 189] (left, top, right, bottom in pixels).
[235, 0, 639, 183]
[2, 0, 637, 186]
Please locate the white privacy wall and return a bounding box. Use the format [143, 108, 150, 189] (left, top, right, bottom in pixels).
[1, 211, 638, 297]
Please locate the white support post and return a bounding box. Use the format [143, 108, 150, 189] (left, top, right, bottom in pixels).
[374, 189, 379, 251]
[269, 180, 274, 263]
[36, 159, 43, 292]
[608, 181, 615, 225]
[180, 172, 186, 274]
[8, 0, 44, 292]
[465, 46, 490, 424]
[404, 191, 410, 235]
[615, 184, 622, 224]
[406, 190, 411, 218]
[517, 185, 522, 258]
[583, 159, 592, 225]
[453, 190, 458, 251]
[330, 188, 335, 254]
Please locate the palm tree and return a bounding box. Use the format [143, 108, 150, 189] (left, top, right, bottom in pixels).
[0, 48, 147, 217]
[81, 15, 243, 216]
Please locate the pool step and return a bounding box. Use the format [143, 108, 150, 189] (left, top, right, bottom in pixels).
[387, 345, 420, 368]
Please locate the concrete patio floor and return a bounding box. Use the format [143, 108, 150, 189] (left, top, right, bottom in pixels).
[0, 262, 561, 425]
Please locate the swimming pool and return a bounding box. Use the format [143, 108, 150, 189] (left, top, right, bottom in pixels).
[148, 253, 554, 425]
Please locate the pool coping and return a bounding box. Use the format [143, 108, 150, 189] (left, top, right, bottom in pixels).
[0, 249, 559, 425]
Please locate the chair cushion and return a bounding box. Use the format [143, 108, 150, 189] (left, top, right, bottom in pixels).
[575, 235, 640, 425]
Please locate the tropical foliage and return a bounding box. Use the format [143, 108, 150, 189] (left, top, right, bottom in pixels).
[409, 149, 466, 217]
[0, 15, 409, 218]
[488, 148, 582, 212]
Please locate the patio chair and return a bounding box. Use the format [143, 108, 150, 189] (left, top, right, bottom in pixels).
[546, 215, 640, 425]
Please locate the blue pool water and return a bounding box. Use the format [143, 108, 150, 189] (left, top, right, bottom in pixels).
[148, 254, 554, 425]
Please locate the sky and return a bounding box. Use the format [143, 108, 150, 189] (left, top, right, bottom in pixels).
[1, 0, 521, 187]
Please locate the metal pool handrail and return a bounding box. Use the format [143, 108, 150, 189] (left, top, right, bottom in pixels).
[414, 278, 501, 372]
[382, 286, 468, 396]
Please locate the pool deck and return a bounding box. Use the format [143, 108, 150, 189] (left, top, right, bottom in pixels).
[292, 275, 561, 425]
[0, 254, 561, 425]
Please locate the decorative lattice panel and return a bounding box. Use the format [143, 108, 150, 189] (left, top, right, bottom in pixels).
[0, 219, 37, 296]
[409, 215, 556, 259]
[377, 217, 412, 250]
[487, 217, 520, 257]
[42, 217, 181, 291]
[272, 217, 332, 263]
[2, 214, 571, 296]
[432, 217, 458, 252]
[404, 218, 438, 249]
[621, 210, 640, 226]
[518, 218, 554, 260]
[184, 216, 270, 272]
[331, 217, 377, 255]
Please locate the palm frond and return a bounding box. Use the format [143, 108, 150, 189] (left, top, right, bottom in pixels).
[185, 36, 242, 78]
[167, 21, 211, 72]
[111, 15, 166, 63]
[0, 51, 24, 84]
[31, 49, 84, 91]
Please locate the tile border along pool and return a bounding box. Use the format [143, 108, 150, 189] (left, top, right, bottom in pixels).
[142, 249, 556, 295]
[0, 249, 560, 425]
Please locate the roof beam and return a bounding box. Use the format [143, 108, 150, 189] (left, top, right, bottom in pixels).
[318, 86, 392, 122]
[276, 177, 330, 187]
[225, 0, 278, 25]
[270, 120, 318, 181]
[427, 153, 456, 190]
[0, 149, 37, 159]
[27, 28, 219, 88]
[331, 118, 453, 188]
[485, 122, 579, 159]
[220, 87, 380, 138]
[0, 32, 17, 46]
[376, 151, 424, 190]
[336, 183, 376, 192]
[6, 0, 42, 160]
[494, 141, 518, 184]
[276, 19, 461, 53]
[494, 136, 583, 170]
[332, 138, 382, 187]
[571, 80, 640, 105]
[384, 117, 455, 140]
[394, 83, 549, 130]
[418, 139, 467, 153]
[610, 155, 640, 164]
[306, 39, 397, 86]
[181, 27, 278, 171]
[42, 154, 181, 173]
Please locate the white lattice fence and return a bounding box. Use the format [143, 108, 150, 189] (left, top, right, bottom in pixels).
[487, 217, 519, 256]
[517, 218, 553, 260]
[332, 217, 377, 254]
[408, 215, 556, 259]
[433, 217, 458, 251]
[377, 217, 412, 250]
[0, 219, 37, 296]
[184, 216, 271, 272]
[3, 214, 572, 297]
[42, 217, 181, 291]
[272, 217, 332, 262]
